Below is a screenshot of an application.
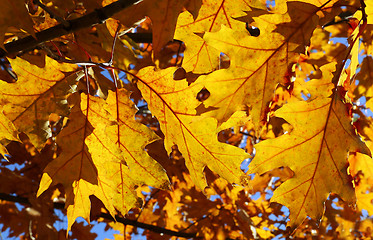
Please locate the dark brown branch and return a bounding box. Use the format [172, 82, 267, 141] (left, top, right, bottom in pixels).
[0, 0, 145, 58]
[0, 193, 30, 205]
[125, 32, 152, 43]
[100, 213, 199, 238]
[0, 192, 198, 239]
[33, 0, 70, 28]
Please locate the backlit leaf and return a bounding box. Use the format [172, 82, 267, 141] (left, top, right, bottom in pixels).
[0, 56, 78, 148]
[195, 0, 340, 127]
[349, 152, 373, 215]
[104, 89, 169, 212]
[136, 67, 249, 190]
[249, 94, 370, 227]
[38, 93, 139, 232]
[174, 0, 251, 73]
[0, 110, 20, 160]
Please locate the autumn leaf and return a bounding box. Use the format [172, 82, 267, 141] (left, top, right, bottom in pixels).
[174, 0, 289, 72]
[294, 62, 336, 100]
[104, 89, 169, 212]
[349, 152, 373, 215]
[195, 0, 340, 128]
[0, 108, 20, 143]
[249, 94, 370, 227]
[37, 93, 121, 232]
[0, 110, 20, 160]
[38, 87, 170, 232]
[0, 56, 78, 148]
[1, 0, 373, 238]
[174, 0, 251, 73]
[350, 115, 373, 215]
[37, 93, 149, 232]
[136, 66, 249, 190]
[194, 24, 292, 127]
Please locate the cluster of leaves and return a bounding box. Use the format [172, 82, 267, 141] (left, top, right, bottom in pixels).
[1, 0, 373, 239]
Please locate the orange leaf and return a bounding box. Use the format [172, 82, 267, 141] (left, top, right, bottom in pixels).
[0, 56, 78, 148]
[349, 152, 373, 215]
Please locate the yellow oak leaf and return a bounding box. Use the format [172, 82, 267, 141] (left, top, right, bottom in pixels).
[217, 110, 250, 133]
[38, 93, 139, 233]
[294, 62, 336, 100]
[0, 109, 20, 160]
[349, 152, 373, 215]
[0, 56, 78, 148]
[249, 94, 370, 228]
[136, 67, 249, 190]
[174, 0, 251, 73]
[104, 89, 169, 212]
[334, 215, 356, 239]
[195, 24, 292, 127]
[349, 115, 373, 216]
[196, 0, 340, 127]
[0, 109, 20, 143]
[0, 0, 35, 48]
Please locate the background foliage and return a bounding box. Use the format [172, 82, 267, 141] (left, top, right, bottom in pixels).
[1, 0, 373, 239]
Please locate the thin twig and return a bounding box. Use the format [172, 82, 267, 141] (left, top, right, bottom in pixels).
[180, 213, 212, 232]
[136, 189, 160, 221]
[33, 0, 70, 28]
[109, 26, 122, 65]
[0, 192, 198, 239]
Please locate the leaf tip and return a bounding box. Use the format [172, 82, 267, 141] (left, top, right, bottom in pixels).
[37, 173, 53, 197]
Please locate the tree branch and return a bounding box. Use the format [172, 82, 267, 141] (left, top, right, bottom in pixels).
[0, 0, 152, 58]
[33, 0, 70, 28]
[0, 192, 198, 239]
